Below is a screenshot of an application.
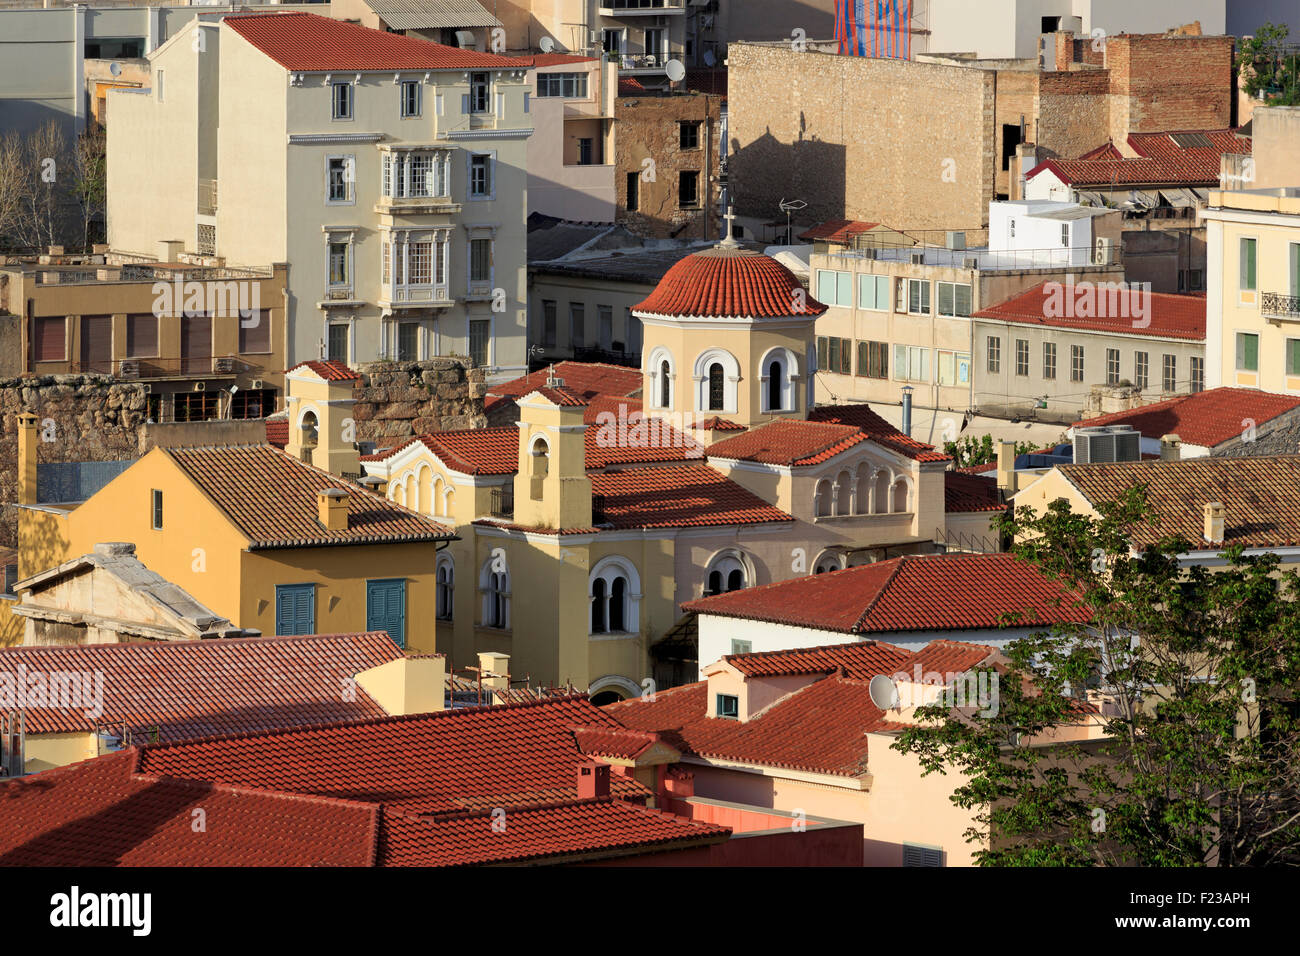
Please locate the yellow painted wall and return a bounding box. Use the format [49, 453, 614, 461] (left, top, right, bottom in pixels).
[24, 732, 98, 774]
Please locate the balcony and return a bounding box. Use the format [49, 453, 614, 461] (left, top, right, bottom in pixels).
[374, 195, 461, 217]
[1262, 292, 1300, 322]
[490, 486, 514, 520]
[198, 178, 217, 216]
[600, 0, 685, 15]
[378, 283, 453, 309]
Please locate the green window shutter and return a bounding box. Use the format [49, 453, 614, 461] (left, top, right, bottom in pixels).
[1288, 340, 1300, 376]
[955, 284, 972, 317]
[857, 340, 869, 376]
[1241, 238, 1257, 290]
[1291, 243, 1300, 296]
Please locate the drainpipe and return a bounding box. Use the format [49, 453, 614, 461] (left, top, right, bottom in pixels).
[901, 385, 913, 438]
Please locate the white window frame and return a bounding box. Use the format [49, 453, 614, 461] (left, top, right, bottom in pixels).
[478, 555, 510, 630]
[436, 552, 454, 621]
[325, 232, 355, 291]
[588, 556, 642, 636]
[648, 346, 675, 410]
[326, 154, 355, 205]
[858, 273, 890, 311]
[759, 346, 799, 413]
[400, 79, 422, 118]
[693, 347, 740, 414]
[467, 150, 496, 201]
[331, 79, 354, 121]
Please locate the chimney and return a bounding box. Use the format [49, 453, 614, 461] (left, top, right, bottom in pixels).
[476, 651, 510, 692]
[576, 762, 611, 799]
[1204, 502, 1225, 545]
[1160, 433, 1182, 461]
[901, 386, 913, 437]
[157, 239, 184, 262]
[317, 488, 349, 531]
[355, 655, 447, 715]
[17, 413, 38, 505]
[996, 439, 1017, 494]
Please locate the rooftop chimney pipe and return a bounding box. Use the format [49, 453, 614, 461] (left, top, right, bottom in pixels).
[901, 386, 913, 438]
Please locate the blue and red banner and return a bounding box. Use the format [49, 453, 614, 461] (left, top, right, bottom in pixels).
[836, 0, 913, 59]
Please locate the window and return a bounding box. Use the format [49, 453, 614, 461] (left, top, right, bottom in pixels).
[817, 336, 852, 375]
[936, 281, 972, 317]
[1105, 348, 1120, 385]
[704, 553, 747, 595]
[936, 350, 970, 387]
[469, 72, 490, 113]
[626, 172, 639, 212]
[716, 694, 739, 719]
[1240, 237, 1257, 291]
[156, 70, 164, 102]
[986, 336, 1000, 373]
[398, 322, 420, 361]
[678, 170, 700, 208]
[239, 311, 271, 354]
[858, 274, 890, 311]
[275, 583, 315, 636]
[730, 639, 753, 655]
[1190, 356, 1205, 393]
[328, 324, 349, 364]
[708, 362, 724, 410]
[481, 557, 510, 629]
[598, 305, 613, 351]
[644, 27, 665, 60]
[590, 558, 638, 634]
[659, 359, 671, 408]
[383, 150, 451, 199]
[1287, 340, 1300, 377]
[328, 241, 350, 287]
[1015, 339, 1029, 377]
[327, 157, 353, 203]
[577, 138, 594, 165]
[537, 72, 588, 98]
[903, 844, 943, 867]
[470, 237, 492, 284]
[151, 489, 163, 529]
[469, 319, 490, 367]
[1236, 332, 1259, 372]
[816, 270, 852, 308]
[436, 556, 454, 620]
[1133, 351, 1148, 390]
[906, 278, 931, 315]
[331, 81, 352, 120]
[401, 79, 421, 117]
[679, 121, 700, 149]
[893, 344, 930, 383]
[469, 154, 492, 198]
[34, 316, 66, 362]
[1162, 354, 1177, 392]
[1292, 242, 1300, 296]
[1043, 342, 1056, 380]
[541, 300, 557, 348]
[569, 303, 585, 348]
[365, 578, 407, 649]
[857, 340, 888, 379]
[126, 314, 158, 359]
[1179, 268, 1205, 292]
[1070, 344, 1085, 382]
[763, 349, 796, 412]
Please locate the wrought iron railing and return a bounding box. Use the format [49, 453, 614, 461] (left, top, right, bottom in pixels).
[490, 486, 514, 519]
[1262, 292, 1300, 319]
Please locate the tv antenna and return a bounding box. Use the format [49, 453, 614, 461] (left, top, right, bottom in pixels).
[778, 198, 806, 244]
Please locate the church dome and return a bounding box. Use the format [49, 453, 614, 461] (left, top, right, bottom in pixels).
[633, 244, 827, 320]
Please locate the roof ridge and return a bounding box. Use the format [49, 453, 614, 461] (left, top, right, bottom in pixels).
[851, 557, 910, 633]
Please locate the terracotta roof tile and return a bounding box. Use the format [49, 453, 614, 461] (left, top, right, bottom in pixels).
[1026, 129, 1250, 188]
[0, 633, 401, 739]
[165, 445, 454, 548]
[571, 725, 667, 760]
[1055, 455, 1300, 549]
[973, 280, 1206, 340]
[945, 471, 1005, 512]
[264, 416, 289, 448]
[484, 361, 642, 408]
[797, 219, 882, 242]
[633, 246, 827, 319]
[807, 404, 951, 461]
[698, 416, 746, 431]
[708, 413, 948, 467]
[1074, 387, 1300, 448]
[225, 12, 532, 71]
[589, 465, 792, 530]
[286, 359, 361, 382]
[682, 553, 1090, 633]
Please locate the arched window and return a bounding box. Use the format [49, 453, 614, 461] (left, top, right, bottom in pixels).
[704, 551, 750, 596]
[892, 477, 910, 513]
[768, 361, 783, 411]
[480, 555, 510, 629]
[298, 410, 319, 451]
[404, 473, 417, 509]
[589, 557, 641, 635]
[855, 468, 872, 515]
[835, 469, 853, 516]
[432, 476, 445, 517]
[760, 347, 798, 413]
[814, 479, 832, 518]
[708, 362, 724, 411]
[530, 436, 549, 501]
[660, 359, 671, 408]
[436, 555, 454, 620]
[418, 466, 432, 515]
[648, 347, 675, 410]
[814, 552, 844, 574]
[873, 471, 891, 514]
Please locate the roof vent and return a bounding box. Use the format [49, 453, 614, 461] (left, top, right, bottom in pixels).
[318, 488, 349, 531]
[1073, 425, 1141, 464]
[1204, 501, 1225, 545]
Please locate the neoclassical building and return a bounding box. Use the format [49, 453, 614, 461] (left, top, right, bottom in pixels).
[348, 232, 1003, 700]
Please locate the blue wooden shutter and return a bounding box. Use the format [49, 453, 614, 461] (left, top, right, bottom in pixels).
[366, 578, 407, 648]
[275, 584, 315, 636]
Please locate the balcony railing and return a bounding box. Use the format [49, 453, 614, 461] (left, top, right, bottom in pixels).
[490, 486, 514, 520]
[601, 0, 684, 12]
[1262, 292, 1300, 320]
[380, 283, 453, 307]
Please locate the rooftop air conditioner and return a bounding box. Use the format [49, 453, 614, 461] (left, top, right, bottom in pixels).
[1094, 236, 1114, 265]
[946, 231, 967, 251]
[910, 252, 925, 265]
[963, 256, 981, 270]
[1073, 425, 1141, 464]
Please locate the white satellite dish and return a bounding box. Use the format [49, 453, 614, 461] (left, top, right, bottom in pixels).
[665, 58, 686, 82]
[109, 62, 121, 77]
[539, 36, 555, 53]
[868, 674, 900, 710]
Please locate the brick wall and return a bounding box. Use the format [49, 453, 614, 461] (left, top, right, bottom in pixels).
[727, 44, 996, 232]
[1106, 34, 1235, 145]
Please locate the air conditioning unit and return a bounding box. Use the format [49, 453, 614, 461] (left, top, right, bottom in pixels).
[963, 256, 981, 270]
[946, 231, 967, 251]
[118, 360, 140, 377]
[193, 381, 207, 392]
[214, 357, 235, 373]
[1073, 425, 1141, 464]
[1094, 236, 1114, 265]
[910, 252, 925, 265]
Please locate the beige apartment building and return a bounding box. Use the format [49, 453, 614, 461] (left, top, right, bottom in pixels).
[526, 53, 618, 221]
[810, 200, 1123, 414]
[107, 11, 533, 377]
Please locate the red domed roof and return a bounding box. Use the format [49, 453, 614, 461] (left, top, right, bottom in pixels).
[633, 246, 827, 320]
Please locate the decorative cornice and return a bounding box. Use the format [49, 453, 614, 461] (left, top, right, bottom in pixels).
[289, 132, 384, 145]
[444, 128, 534, 141]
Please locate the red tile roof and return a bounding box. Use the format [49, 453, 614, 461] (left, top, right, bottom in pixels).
[699, 416, 746, 431]
[164, 445, 455, 548]
[633, 246, 827, 319]
[286, 359, 361, 382]
[526, 53, 597, 67]
[525, 384, 589, 407]
[798, 220, 881, 242]
[1055, 455, 1300, 549]
[808, 403, 951, 462]
[707, 414, 948, 467]
[571, 726, 668, 760]
[0, 633, 401, 740]
[264, 416, 288, 448]
[225, 12, 532, 71]
[681, 553, 1090, 634]
[1026, 129, 1250, 187]
[607, 639, 1000, 776]
[972, 280, 1206, 340]
[589, 465, 793, 530]
[618, 76, 647, 95]
[945, 471, 1004, 512]
[484, 361, 642, 409]
[1074, 387, 1300, 448]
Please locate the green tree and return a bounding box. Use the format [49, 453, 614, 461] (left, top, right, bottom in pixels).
[1238, 22, 1300, 106]
[893, 486, 1300, 866]
[942, 433, 1038, 468]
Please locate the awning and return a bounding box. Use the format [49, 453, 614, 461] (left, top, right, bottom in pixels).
[366, 0, 501, 31]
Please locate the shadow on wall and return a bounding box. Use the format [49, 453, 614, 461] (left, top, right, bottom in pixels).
[728, 124, 848, 230]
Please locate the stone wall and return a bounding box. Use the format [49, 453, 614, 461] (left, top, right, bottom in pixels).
[349, 359, 487, 442]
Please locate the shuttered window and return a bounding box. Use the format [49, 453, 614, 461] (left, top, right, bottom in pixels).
[239, 310, 271, 354]
[902, 843, 943, 867]
[34, 317, 66, 362]
[79, 315, 112, 373]
[366, 578, 407, 648]
[127, 314, 158, 358]
[275, 584, 316, 636]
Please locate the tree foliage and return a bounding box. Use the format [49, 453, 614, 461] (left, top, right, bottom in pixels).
[942, 434, 1039, 469]
[893, 486, 1300, 866]
[1238, 22, 1300, 106]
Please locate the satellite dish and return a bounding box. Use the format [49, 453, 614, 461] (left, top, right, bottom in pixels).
[539, 36, 555, 53]
[665, 58, 686, 82]
[868, 674, 900, 710]
[109, 62, 122, 77]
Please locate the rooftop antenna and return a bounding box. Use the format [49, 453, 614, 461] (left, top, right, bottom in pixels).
[778, 197, 806, 244]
